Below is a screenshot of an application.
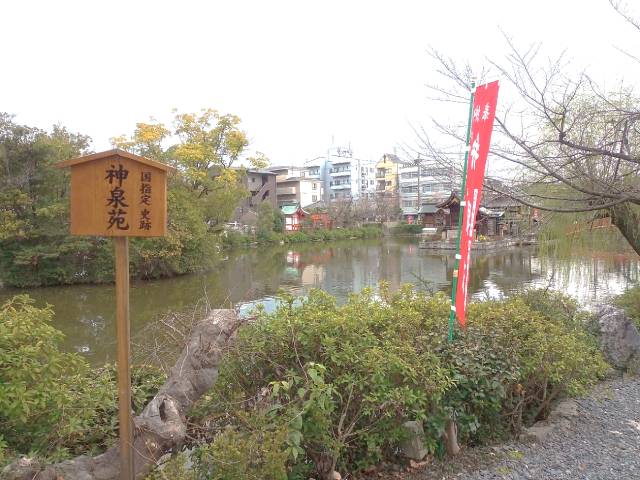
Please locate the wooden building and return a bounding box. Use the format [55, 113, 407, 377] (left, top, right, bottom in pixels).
[281, 204, 308, 231]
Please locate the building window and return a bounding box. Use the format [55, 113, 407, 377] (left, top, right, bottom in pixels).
[401, 171, 419, 179]
[401, 185, 418, 194]
[312, 183, 317, 190]
[422, 167, 450, 177]
[369, 180, 374, 185]
[251, 177, 256, 183]
[386, 181, 392, 186]
[312, 195, 318, 202]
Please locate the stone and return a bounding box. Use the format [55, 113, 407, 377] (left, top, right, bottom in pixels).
[519, 421, 556, 443]
[594, 305, 640, 372]
[399, 421, 428, 461]
[548, 399, 579, 421]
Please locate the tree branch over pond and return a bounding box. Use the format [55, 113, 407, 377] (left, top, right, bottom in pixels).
[413, 7, 640, 255]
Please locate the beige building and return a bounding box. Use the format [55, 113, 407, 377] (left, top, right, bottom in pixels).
[268, 166, 323, 207]
[375, 153, 401, 195]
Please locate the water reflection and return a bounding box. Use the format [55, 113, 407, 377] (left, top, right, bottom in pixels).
[0, 238, 637, 364]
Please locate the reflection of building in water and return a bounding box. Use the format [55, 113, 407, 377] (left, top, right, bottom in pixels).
[352, 243, 381, 291]
[377, 242, 403, 291]
[301, 265, 325, 286]
[286, 251, 301, 267]
[400, 252, 451, 291]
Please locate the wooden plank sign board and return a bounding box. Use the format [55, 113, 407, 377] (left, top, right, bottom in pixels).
[55, 149, 174, 480]
[55, 149, 174, 237]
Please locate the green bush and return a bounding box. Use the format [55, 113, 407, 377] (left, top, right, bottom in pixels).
[222, 226, 383, 247]
[0, 295, 165, 462]
[390, 223, 424, 235]
[222, 230, 252, 248]
[615, 284, 640, 327]
[190, 286, 606, 476]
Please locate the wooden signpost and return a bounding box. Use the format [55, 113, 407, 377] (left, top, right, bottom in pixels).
[56, 149, 174, 480]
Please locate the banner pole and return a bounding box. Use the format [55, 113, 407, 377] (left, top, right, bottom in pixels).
[448, 80, 476, 343]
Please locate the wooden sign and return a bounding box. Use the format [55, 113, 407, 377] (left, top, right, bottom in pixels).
[56, 149, 175, 480]
[55, 149, 174, 237]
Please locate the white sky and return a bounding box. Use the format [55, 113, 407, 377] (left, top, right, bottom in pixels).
[2, 0, 638, 166]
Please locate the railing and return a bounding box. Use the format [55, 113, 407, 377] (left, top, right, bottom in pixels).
[249, 182, 273, 206]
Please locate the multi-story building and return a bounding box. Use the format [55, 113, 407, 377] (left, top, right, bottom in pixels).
[375, 153, 401, 195]
[301, 158, 325, 200]
[328, 157, 377, 201]
[268, 166, 323, 207]
[231, 168, 277, 223]
[398, 161, 457, 219]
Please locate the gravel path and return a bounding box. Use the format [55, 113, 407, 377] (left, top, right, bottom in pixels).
[405, 376, 640, 480]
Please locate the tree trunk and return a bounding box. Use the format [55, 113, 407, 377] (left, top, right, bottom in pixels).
[610, 203, 640, 256]
[2, 309, 243, 480]
[442, 420, 460, 456]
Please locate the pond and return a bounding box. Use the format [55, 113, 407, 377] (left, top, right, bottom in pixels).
[1, 237, 638, 364]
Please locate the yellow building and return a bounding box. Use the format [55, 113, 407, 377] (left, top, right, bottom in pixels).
[375, 153, 401, 195]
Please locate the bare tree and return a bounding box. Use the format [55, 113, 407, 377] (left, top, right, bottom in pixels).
[413, 6, 640, 255]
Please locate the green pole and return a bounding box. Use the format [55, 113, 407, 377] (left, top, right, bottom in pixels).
[448, 81, 476, 343]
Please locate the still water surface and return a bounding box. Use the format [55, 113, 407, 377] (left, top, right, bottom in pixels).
[1, 238, 638, 364]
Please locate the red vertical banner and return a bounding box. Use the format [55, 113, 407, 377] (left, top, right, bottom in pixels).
[455, 80, 500, 326]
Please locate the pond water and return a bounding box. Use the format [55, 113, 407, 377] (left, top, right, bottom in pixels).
[1, 237, 638, 364]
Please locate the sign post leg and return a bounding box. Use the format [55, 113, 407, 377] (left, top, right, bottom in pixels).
[115, 237, 134, 480]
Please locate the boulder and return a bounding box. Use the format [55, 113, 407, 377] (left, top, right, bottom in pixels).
[594, 305, 640, 373]
[399, 421, 428, 461]
[519, 420, 557, 443]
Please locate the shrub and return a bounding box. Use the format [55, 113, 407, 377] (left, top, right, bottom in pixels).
[0, 295, 165, 461]
[193, 287, 452, 476]
[191, 286, 606, 476]
[222, 230, 252, 248]
[390, 223, 424, 235]
[285, 231, 309, 243]
[615, 284, 640, 327]
[145, 452, 196, 480]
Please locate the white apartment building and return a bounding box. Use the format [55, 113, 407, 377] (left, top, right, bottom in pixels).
[328, 158, 377, 200]
[398, 163, 457, 216]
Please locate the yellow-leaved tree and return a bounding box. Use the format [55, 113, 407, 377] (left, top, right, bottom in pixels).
[111, 108, 268, 278]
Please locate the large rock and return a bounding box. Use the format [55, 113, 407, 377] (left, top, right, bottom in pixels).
[594, 305, 640, 373]
[399, 421, 428, 461]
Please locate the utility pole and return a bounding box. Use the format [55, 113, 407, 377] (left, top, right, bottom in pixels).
[415, 156, 422, 223]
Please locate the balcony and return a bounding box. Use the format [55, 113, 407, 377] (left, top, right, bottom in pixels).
[331, 184, 351, 190]
[329, 169, 351, 176]
[277, 187, 297, 196]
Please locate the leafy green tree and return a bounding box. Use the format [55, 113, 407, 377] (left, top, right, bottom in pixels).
[0, 114, 108, 287]
[257, 200, 283, 236]
[112, 109, 260, 229]
[0, 107, 262, 286]
[0, 113, 91, 240]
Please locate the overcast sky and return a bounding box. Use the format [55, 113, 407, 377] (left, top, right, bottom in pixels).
[2, 0, 638, 166]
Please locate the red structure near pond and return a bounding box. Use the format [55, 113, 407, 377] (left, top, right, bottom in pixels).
[281, 204, 308, 231]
